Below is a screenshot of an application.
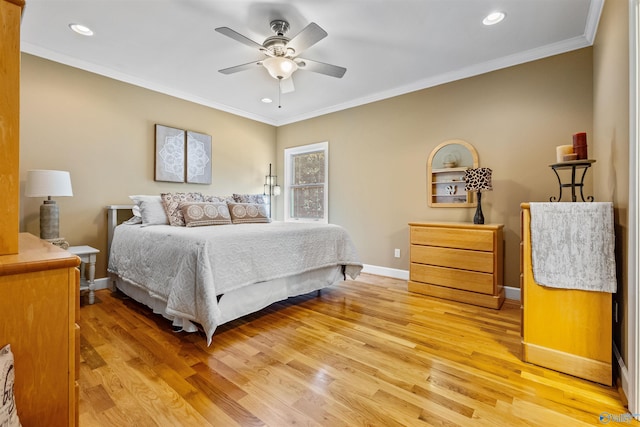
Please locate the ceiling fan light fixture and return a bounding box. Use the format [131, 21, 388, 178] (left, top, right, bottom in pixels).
[263, 56, 298, 80]
[483, 11, 506, 26]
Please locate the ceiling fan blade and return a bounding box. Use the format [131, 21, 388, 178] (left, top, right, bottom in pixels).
[280, 77, 295, 94]
[296, 58, 346, 78]
[218, 60, 262, 75]
[285, 22, 327, 55]
[215, 27, 264, 50]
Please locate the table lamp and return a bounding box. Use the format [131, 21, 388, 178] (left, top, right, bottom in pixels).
[25, 170, 73, 241]
[464, 167, 493, 224]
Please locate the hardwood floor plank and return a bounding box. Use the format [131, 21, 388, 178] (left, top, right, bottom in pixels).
[80, 406, 157, 427]
[89, 364, 162, 426]
[77, 274, 637, 426]
[80, 384, 115, 413]
[185, 368, 262, 426]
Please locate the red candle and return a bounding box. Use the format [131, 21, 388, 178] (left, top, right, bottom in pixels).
[572, 132, 588, 160]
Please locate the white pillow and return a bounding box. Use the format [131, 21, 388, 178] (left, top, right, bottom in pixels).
[129, 195, 169, 226]
[0, 344, 21, 427]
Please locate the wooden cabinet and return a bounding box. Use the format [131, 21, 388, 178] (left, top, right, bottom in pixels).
[0, 233, 80, 426]
[0, 6, 80, 420]
[520, 204, 612, 385]
[0, 0, 24, 255]
[0, 6, 81, 421]
[408, 222, 504, 309]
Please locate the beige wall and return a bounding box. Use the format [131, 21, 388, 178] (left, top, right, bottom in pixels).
[593, 0, 630, 368]
[20, 54, 277, 277]
[277, 48, 594, 289]
[20, 48, 595, 292]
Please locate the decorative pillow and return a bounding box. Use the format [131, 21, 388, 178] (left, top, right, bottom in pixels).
[0, 344, 21, 427]
[233, 193, 266, 204]
[129, 195, 169, 226]
[202, 194, 235, 203]
[180, 202, 231, 227]
[227, 202, 271, 224]
[161, 192, 204, 226]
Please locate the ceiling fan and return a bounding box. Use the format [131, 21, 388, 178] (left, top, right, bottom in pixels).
[215, 19, 346, 94]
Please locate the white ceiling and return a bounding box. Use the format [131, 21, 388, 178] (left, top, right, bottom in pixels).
[20, 0, 602, 126]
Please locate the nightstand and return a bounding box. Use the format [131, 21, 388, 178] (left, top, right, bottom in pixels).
[68, 245, 100, 304]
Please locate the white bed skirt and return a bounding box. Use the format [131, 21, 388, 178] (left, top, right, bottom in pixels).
[111, 265, 344, 336]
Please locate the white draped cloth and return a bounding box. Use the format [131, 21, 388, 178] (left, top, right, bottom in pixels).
[529, 202, 616, 293]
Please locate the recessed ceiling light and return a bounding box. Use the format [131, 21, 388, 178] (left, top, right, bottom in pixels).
[261, 98, 273, 104]
[69, 23, 94, 36]
[483, 11, 505, 26]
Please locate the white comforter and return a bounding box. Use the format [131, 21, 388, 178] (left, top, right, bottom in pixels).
[108, 221, 362, 342]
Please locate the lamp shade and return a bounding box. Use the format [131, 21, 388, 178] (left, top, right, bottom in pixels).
[262, 57, 298, 80]
[25, 170, 73, 198]
[464, 168, 493, 192]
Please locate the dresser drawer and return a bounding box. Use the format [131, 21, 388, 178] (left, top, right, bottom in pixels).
[410, 263, 494, 294]
[411, 245, 494, 273]
[410, 226, 494, 251]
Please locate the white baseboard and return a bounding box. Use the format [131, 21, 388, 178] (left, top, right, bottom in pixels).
[362, 264, 409, 280]
[93, 277, 111, 291]
[361, 264, 521, 302]
[504, 286, 521, 302]
[614, 343, 629, 401]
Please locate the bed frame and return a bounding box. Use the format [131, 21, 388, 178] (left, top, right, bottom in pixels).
[104, 204, 353, 343]
[106, 204, 135, 259]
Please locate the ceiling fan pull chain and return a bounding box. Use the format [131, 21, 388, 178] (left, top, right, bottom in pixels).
[278, 78, 282, 108]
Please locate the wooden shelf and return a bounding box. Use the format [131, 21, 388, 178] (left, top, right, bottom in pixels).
[427, 140, 478, 207]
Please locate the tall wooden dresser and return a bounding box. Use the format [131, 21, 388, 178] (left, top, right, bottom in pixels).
[0, 234, 80, 426]
[520, 203, 612, 385]
[408, 222, 504, 309]
[1, 1, 81, 423]
[0, 0, 23, 255]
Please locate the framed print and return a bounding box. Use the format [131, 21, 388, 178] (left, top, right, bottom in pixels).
[186, 130, 212, 184]
[155, 124, 185, 182]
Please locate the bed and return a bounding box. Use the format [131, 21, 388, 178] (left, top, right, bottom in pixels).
[106, 200, 362, 344]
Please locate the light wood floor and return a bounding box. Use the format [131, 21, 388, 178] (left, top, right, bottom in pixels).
[79, 274, 636, 426]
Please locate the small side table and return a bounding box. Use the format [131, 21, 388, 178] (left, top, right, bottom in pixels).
[549, 159, 596, 202]
[68, 245, 100, 304]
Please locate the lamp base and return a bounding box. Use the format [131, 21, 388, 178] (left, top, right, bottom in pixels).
[473, 191, 485, 224]
[40, 200, 60, 240]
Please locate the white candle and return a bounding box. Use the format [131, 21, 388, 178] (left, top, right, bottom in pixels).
[556, 145, 573, 163]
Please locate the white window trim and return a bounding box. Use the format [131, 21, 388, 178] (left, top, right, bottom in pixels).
[284, 141, 329, 223]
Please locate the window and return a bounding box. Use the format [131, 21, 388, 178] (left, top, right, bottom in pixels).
[284, 141, 329, 223]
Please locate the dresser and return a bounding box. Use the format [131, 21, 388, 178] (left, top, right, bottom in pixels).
[408, 222, 504, 309]
[0, 0, 24, 255]
[0, 233, 80, 426]
[520, 203, 612, 385]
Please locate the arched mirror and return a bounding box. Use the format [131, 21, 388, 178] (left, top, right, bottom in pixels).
[427, 139, 479, 207]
